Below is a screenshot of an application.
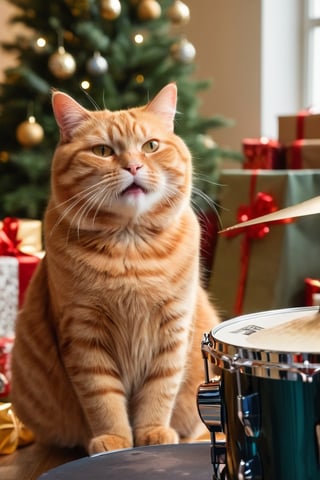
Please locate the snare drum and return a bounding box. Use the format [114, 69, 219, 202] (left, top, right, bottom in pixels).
[197, 307, 320, 480]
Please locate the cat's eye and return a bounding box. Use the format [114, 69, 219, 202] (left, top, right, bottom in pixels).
[142, 140, 159, 153]
[92, 145, 113, 157]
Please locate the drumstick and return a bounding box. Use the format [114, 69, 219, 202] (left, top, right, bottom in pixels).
[247, 312, 320, 352]
[220, 195, 320, 233]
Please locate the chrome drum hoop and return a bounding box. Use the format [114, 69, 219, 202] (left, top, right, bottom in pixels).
[202, 307, 320, 383]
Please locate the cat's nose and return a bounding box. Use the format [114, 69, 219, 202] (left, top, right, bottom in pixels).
[124, 164, 143, 175]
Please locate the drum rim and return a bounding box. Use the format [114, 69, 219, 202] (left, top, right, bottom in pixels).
[205, 307, 320, 382]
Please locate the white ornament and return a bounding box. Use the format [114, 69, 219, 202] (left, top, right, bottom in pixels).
[171, 38, 196, 63]
[86, 52, 109, 75]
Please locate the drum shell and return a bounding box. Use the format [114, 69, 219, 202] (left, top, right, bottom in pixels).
[221, 368, 320, 480]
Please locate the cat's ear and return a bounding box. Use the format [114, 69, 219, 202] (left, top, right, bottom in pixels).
[52, 91, 90, 142]
[146, 83, 177, 132]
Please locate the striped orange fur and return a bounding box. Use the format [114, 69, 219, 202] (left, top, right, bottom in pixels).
[11, 83, 220, 454]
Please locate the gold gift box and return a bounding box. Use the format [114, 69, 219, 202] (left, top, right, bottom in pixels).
[0, 402, 34, 455]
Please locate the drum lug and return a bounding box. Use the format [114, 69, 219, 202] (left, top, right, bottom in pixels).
[197, 380, 226, 478]
[197, 381, 223, 433]
[238, 455, 262, 479]
[237, 393, 260, 438]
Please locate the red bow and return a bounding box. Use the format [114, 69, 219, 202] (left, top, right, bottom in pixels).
[225, 192, 278, 240]
[0, 218, 21, 256]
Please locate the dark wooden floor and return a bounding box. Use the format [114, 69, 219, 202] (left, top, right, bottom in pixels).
[0, 443, 86, 480]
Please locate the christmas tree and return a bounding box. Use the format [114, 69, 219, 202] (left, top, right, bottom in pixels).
[0, 0, 240, 219]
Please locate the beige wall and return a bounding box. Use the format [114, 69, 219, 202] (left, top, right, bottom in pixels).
[0, 1, 19, 78]
[185, 0, 262, 152]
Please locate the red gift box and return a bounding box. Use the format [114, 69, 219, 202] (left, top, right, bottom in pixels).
[242, 137, 285, 169]
[0, 218, 41, 337]
[305, 278, 320, 306]
[0, 337, 14, 399]
[0, 218, 40, 308]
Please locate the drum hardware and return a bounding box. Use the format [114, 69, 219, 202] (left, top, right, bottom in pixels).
[238, 456, 261, 480]
[197, 307, 320, 479]
[236, 392, 260, 438]
[198, 339, 226, 479]
[316, 424, 320, 462]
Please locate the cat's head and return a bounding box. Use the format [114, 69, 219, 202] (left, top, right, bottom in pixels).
[51, 84, 192, 228]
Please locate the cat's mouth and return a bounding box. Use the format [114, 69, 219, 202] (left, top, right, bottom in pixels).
[121, 182, 147, 196]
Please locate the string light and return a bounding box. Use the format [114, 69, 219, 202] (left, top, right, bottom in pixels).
[36, 37, 47, 49]
[81, 80, 90, 90]
[135, 74, 144, 84]
[134, 33, 144, 44]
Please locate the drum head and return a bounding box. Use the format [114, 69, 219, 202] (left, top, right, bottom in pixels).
[38, 443, 212, 480]
[213, 306, 320, 354]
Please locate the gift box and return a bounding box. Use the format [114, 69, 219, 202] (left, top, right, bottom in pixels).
[278, 110, 320, 144]
[242, 137, 285, 169]
[0, 402, 34, 454]
[0, 218, 42, 337]
[286, 139, 320, 169]
[0, 338, 14, 400]
[209, 170, 320, 319]
[305, 278, 320, 306]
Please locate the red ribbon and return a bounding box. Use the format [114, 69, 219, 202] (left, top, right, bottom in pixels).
[296, 110, 309, 139]
[223, 172, 293, 315]
[290, 139, 304, 169]
[0, 218, 21, 256]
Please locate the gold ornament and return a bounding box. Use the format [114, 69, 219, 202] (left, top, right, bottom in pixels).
[64, 0, 90, 16]
[198, 134, 217, 149]
[100, 0, 122, 20]
[167, 0, 190, 26]
[137, 0, 162, 21]
[48, 46, 76, 79]
[16, 116, 44, 148]
[0, 151, 9, 163]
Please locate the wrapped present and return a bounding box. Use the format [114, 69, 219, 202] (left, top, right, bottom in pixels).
[0, 218, 42, 336]
[305, 278, 320, 306]
[0, 338, 14, 400]
[209, 170, 320, 318]
[278, 110, 320, 144]
[0, 402, 34, 454]
[286, 139, 320, 169]
[242, 137, 285, 169]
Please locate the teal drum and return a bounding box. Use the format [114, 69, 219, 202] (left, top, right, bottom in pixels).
[197, 307, 320, 480]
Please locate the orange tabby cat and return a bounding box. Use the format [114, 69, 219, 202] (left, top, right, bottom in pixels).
[11, 83, 220, 454]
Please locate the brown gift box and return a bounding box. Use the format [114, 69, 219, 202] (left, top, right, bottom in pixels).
[286, 139, 320, 169]
[208, 170, 320, 319]
[278, 111, 320, 144]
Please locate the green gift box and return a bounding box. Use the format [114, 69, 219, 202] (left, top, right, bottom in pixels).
[209, 170, 320, 319]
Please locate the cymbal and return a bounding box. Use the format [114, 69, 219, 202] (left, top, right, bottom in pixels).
[247, 312, 320, 352]
[220, 195, 320, 234]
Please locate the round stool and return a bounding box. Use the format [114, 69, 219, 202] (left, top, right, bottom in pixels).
[38, 443, 212, 479]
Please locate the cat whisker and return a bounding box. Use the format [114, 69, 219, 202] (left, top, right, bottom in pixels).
[49, 180, 112, 238]
[191, 187, 223, 229]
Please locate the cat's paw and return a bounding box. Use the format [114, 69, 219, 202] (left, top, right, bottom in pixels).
[134, 425, 179, 446]
[88, 434, 132, 454]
